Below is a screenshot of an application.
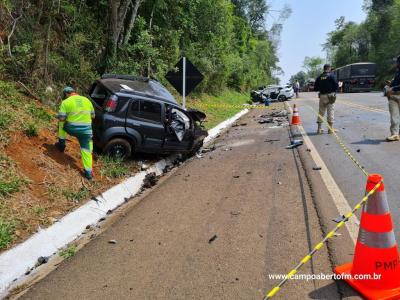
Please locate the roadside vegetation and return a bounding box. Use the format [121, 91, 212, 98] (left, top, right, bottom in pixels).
[99, 156, 131, 179]
[0, 0, 292, 251]
[291, 0, 400, 86]
[188, 91, 250, 129]
[59, 244, 77, 259]
[0, 1, 288, 94]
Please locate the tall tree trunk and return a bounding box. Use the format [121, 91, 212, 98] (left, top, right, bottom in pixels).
[122, 0, 142, 46]
[4, 5, 22, 57]
[105, 0, 130, 70]
[44, 0, 55, 82]
[147, 0, 156, 76]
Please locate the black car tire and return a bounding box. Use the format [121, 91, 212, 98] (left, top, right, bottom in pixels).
[278, 95, 287, 102]
[104, 138, 132, 159]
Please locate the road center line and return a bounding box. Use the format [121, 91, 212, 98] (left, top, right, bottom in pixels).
[337, 100, 388, 114]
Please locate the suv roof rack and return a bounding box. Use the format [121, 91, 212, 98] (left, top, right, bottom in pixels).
[101, 74, 150, 82]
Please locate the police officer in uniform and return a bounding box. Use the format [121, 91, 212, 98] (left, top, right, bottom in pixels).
[56, 87, 95, 180]
[386, 56, 400, 141]
[314, 64, 339, 134]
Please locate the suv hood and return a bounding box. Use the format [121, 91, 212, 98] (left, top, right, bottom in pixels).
[186, 109, 206, 122]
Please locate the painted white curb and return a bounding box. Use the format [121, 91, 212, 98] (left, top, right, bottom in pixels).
[0, 108, 249, 296]
[204, 108, 249, 145]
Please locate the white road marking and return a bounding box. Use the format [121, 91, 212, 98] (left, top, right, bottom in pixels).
[285, 102, 358, 244]
[298, 125, 358, 244]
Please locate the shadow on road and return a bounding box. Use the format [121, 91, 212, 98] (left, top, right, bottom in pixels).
[309, 281, 359, 299]
[351, 138, 386, 145]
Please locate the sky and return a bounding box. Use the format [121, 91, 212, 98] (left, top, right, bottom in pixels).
[270, 0, 367, 84]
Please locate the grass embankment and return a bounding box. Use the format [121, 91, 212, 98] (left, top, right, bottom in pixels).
[188, 90, 250, 129]
[0, 81, 141, 251]
[0, 82, 249, 251]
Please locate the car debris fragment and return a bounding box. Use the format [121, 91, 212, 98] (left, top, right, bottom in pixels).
[142, 172, 158, 189]
[35, 256, 49, 267]
[286, 139, 303, 149]
[208, 235, 218, 244]
[257, 110, 289, 127]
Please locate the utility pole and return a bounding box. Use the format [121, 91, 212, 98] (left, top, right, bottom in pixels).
[182, 56, 186, 109]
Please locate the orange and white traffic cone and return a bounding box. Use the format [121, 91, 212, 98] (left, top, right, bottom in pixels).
[335, 174, 400, 300]
[291, 104, 301, 125]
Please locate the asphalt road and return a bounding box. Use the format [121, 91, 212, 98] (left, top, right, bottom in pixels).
[295, 91, 400, 240]
[18, 106, 339, 300]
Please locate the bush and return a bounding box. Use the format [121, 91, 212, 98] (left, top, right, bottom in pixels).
[0, 218, 15, 250]
[62, 187, 90, 203]
[24, 123, 39, 137]
[0, 155, 26, 198]
[0, 111, 14, 131]
[99, 155, 130, 178]
[59, 244, 77, 259]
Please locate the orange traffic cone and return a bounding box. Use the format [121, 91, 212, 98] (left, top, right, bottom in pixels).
[291, 104, 301, 125]
[335, 174, 400, 300]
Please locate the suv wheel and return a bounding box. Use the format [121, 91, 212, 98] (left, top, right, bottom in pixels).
[104, 138, 132, 159]
[278, 95, 287, 102]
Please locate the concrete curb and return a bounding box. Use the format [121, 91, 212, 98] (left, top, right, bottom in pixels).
[0, 108, 249, 296]
[284, 102, 360, 299]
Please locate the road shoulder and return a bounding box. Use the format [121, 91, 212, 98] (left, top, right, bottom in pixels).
[286, 101, 362, 299]
[17, 104, 340, 300]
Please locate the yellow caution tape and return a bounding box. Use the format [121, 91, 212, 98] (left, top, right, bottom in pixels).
[189, 103, 272, 109]
[264, 181, 382, 300]
[306, 105, 369, 177]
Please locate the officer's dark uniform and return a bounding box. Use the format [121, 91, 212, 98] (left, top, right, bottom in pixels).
[314, 71, 338, 133]
[387, 57, 400, 140]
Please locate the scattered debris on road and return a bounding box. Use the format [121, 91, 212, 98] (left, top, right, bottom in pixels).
[142, 172, 158, 189]
[200, 145, 216, 154]
[286, 139, 303, 149]
[232, 123, 247, 127]
[140, 162, 150, 171]
[265, 139, 281, 143]
[332, 215, 347, 223]
[208, 235, 218, 244]
[35, 256, 49, 267]
[257, 110, 289, 127]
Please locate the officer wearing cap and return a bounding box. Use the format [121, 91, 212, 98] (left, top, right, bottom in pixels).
[386, 55, 400, 141]
[314, 64, 339, 134]
[56, 87, 95, 179]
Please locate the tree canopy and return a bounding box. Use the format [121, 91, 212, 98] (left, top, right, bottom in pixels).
[322, 0, 400, 85]
[0, 0, 290, 96]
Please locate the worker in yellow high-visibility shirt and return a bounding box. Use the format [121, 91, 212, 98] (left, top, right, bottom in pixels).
[56, 87, 95, 180]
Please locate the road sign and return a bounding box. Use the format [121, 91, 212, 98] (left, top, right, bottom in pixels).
[165, 57, 204, 108]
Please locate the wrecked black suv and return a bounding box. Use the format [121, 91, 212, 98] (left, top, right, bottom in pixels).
[89, 74, 208, 158]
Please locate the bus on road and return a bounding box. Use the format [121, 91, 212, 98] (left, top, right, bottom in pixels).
[334, 62, 376, 93]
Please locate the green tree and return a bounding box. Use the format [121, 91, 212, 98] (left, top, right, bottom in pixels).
[303, 56, 324, 79]
[289, 71, 307, 87]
